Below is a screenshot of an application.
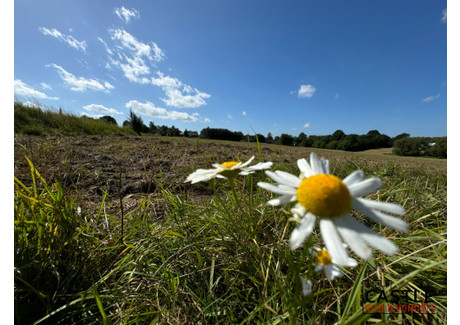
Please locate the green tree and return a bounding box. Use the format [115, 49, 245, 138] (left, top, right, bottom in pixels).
[128, 110, 145, 135]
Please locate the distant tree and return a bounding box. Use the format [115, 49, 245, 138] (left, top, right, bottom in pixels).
[266, 132, 274, 144]
[122, 120, 131, 128]
[183, 129, 189, 137]
[149, 121, 157, 134]
[99, 115, 117, 125]
[295, 132, 307, 146]
[127, 110, 145, 135]
[331, 130, 346, 141]
[280, 133, 294, 146]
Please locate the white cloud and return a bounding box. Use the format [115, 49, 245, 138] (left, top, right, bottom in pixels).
[151, 72, 182, 88]
[162, 87, 211, 109]
[114, 6, 140, 24]
[39, 27, 87, 52]
[203, 118, 211, 123]
[242, 111, 247, 116]
[227, 114, 233, 119]
[422, 94, 440, 102]
[14, 79, 59, 100]
[105, 29, 165, 83]
[83, 104, 123, 115]
[441, 9, 447, 23]
[110, 28, 164, 62]
[303, 122, 311, 128]
[47, 64, 114, 92]
[40, 82, 52, 90]
[297, 84, 316, 98]
[126, 100, 198, 122]
[81, 112, 104, 119]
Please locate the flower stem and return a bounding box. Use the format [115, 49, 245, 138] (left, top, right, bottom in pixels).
[228, 178, 243, 212]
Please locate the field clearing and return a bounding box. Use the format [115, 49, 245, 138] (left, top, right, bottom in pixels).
[14, 134, 447, 324]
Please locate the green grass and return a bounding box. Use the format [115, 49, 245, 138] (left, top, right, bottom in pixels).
[14, 135, 447, 324]
[14, 101, 136, 136]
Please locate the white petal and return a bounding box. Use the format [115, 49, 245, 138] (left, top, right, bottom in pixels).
[265, 170, 302, 188]
[257, 182, 297, 195]
[321, 159, 330, 174]
[356, 198, 406, 216]
[245, 161, 273, 171]
[343, 170, 364, 186]
[347, 178, 382, 197]
[301, 278, 313, 296]
[319, 219, 350, 265]
[266, 194, 297, 206]
[297, 158, 313, 178]
[341, 214, 399, 256]
[291, 204, 307, 218]
[325, 264, 343, 280]
[314, 264, 324, 272]
[334, 215, 373, 260]
[290, 213, 316, 250]
[185, 169, 218, 183]
[353, 198, 409, 233]
[239, 156, 255, 168]
[310, 152, 325, 174]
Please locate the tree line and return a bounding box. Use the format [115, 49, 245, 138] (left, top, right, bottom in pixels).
[104, 110, 445, 158]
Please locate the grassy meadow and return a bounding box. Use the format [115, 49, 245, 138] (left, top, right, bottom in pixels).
[14, 132, 446, 324]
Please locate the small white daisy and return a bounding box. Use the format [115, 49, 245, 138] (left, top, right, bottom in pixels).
[301, 277, 313, 296]
[257, 152, 409, 265]
[313, 247, 357, 280]
[185, 156, 272, 184]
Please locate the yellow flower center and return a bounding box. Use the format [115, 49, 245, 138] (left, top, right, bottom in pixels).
[317, 249, 332, 265]
[220, 161, 239, 169]
[218, 161, 240, 178]
[297, 174, 351, 218]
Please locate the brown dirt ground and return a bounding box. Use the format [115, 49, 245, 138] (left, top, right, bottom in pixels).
[14, 134, 446, 216]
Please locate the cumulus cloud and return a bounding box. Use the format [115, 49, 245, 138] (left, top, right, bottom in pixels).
[114, 6, 140, 24]
[242, 111, 247, 116]
[422, 94, 440, 102]
[161, 86, 211, 109]
[126, 100, 198, 122]
[39, 27, 87, 52]
[303, 122, 311, 128]
[100, 29, 210, 108]
[47, 64, 114, 92]
[203, 118, 211, 123]
[83, 104, 123, 115]
[441, 9, 447, 23]
[297, 84, 316, 98]
[14, 79, 59, 100]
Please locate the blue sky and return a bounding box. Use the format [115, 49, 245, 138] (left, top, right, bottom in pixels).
[14, 0, 447, 137]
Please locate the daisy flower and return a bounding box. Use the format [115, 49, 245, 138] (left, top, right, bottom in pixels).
[313, 247, 357, 280]
[257, 152, 409, 265]
[185, 156, 272, 184]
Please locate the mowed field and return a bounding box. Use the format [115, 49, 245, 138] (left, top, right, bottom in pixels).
[14, 134, 447, 324]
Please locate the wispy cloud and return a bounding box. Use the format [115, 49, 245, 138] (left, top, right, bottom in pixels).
[105, 29, 165, 83]
[242, 111, 247, 116]
[47, 64, 115, 92]
[441, 9, 447, 23]
[422, 94, 440, 102]
[38, 27, 87, 52]
[227, 114, 233, 119]
[40, 82, 52, 90]
[303, 122, 311, 128]
[126, 100, 199, 122]
[14, 79, 59, 100]
[114, 6, 140, 24]
[83, 104, 123, 115]
[203, 118, 211, 123]
[297, 84, 316, 98]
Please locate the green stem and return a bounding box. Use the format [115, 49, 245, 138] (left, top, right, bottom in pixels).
[228, 178, 243, 212]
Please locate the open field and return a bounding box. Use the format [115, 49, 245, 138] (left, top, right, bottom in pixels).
[14, 134, 447, 324]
